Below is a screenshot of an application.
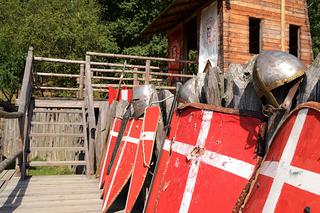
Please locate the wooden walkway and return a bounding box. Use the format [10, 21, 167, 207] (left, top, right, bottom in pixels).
[0, 174, 102, 213]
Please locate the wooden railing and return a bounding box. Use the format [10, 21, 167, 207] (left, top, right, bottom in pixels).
[1, 49, 196, 177]
[31, 51, 196, 99]
[0, 47, 34, 179]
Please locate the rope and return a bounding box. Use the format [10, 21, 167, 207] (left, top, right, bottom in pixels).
[150, 95, 174, 105]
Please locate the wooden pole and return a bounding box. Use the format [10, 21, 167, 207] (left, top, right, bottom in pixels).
[82, 100, 90, 177]
[145, 60, 151, 85]
[79, 64, 85, 99]
[85, 55, 96, 175]
[115, 61, 127, 100]
[133, 68, 139, 86]
[18, 46, 34, 179]
[281, 0, 286, 51]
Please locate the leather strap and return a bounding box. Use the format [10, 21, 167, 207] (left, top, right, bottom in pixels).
[281, 79, 302, 110]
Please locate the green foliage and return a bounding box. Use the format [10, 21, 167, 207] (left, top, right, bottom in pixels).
[29, 166, 73, 176]
[98, 0, 171, 56]
[0, 0, 118, 101]
[308, 0, 320, 57]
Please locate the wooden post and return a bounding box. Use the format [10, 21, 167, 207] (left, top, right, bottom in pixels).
[17, 46, 34, 179]
[281, 0, 286, 51]
[78, 64, 85, 99]
[145, 60, 151, 85]
[133, 68, 139, 86]
[85, 55, 96, 175]
[82, 100, 90, 177]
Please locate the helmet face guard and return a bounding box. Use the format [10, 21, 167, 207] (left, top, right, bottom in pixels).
[132, 85, 156, 118]
[253, 51, 306, 109]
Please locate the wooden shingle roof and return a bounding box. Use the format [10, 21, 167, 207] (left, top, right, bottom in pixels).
[142, 0, 212, 35]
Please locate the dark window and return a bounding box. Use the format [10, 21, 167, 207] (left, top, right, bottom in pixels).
[249, 17, 262, 54]
[289, 25, 300, 57]
[186, 18, 198, 53]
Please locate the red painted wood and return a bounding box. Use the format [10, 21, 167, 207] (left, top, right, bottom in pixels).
[99, 118, 122, 189]
[145, 107, 264, 212]
[125, 106, 161, 212]
[144, 111, 180, 212]
[108, 86, 132, 104]
[243, 105, 320, 212]
[102, 118, 142, 212]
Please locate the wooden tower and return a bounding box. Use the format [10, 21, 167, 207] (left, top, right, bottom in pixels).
[142, 0, 313, 73]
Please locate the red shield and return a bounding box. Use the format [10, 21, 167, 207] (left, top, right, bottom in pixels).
[243, 102, 320, 212]
[145, 104, 265, 212]
[102, 118, 142, 212]
[99, 117, 122, 189]
[125, 106, 161, 212]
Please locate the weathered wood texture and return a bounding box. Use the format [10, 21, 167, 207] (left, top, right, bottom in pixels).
[28, 107, 85, 163]
[297, 54, 320, 103]
[222, 0, 313, 67]
[0, 175, 101, 213]
[224, 57, 262, 112]
[85, 56, 96, 175]
[203, 63, 223, 106]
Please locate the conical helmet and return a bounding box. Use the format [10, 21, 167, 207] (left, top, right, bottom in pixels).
[132, 85, 156, 118]
[253, 51, 306, 108]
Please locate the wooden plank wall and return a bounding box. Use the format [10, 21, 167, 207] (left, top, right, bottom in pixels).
[0, 111, 84, 163]
[222, 0, 313, 69]
[0, 119, 19, 160]
[29, 109, 84, 162]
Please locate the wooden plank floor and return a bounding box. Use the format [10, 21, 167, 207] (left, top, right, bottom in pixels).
[0, 175, 102, 213]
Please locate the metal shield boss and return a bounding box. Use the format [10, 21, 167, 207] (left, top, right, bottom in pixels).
[132, 85, 156, 118]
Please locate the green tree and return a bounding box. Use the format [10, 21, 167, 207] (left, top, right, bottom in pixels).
[308, 0, 320, 57]
[0, 0, 118, 102]
[98, 0, 171, 57]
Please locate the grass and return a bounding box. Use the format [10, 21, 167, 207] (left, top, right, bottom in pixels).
[28, 157, 74, 176]
[29, 166, 73, 176]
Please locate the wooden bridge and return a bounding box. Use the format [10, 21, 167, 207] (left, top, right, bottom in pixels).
[0, 47, 194, 212]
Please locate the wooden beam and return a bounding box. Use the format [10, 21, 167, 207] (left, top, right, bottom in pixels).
[281, 0, 286, 51]
[82, 103, 90, 177]
[29, 133, 84, 137]
[0, 151, 22, 174]
[90, 61, 160, 70]
[0, 110, 23, 119]
[30, 161, 87, 167]
[34, 72, 80, 78]
[133, 68, 139, 86]
[17, 47, 34, 179]
[33, 99, 105, 108]
[145, 60, 151, 84]
[36, 86, 79, 91]
[86, 51, 197, 64]
[85, 55, 96, 176]
[33, 109, 82, 114]
[78, 64, 85, 99]
[31, 121, 83, 125]
[30, 147, 85, 151]
[33, 56, 84, 64]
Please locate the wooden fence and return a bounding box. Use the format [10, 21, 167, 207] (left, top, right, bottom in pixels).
[0, 48, 197, 177]
[0, 47, 33, 179]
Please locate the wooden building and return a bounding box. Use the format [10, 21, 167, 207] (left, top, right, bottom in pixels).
[142, 0, 314, 73]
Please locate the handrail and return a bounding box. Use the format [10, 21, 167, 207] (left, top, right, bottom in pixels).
[86, 51, 197, 64]
[0, 110, 23, 119]
[0, 47, 34, 177]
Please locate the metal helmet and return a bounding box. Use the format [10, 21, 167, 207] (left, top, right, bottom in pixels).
[132, 84, 156, 118]
[253, 51, 306, 108]
[179, 73, 205, 103]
